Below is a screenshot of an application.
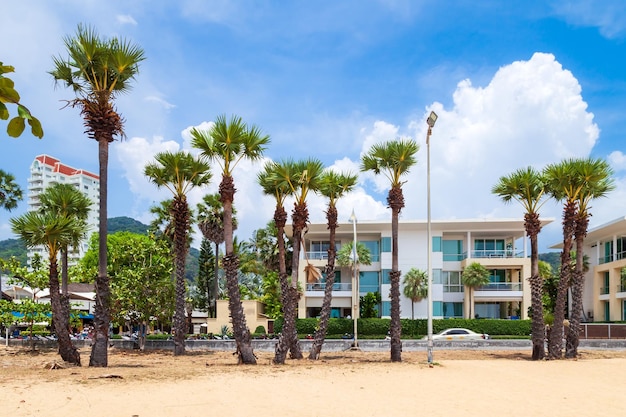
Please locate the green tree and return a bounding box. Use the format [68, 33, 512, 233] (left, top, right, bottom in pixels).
[79, 231, 175, 350]
[309, 170, 357, 360]
[191, 114, 269, 365]
[566, 158, 614, 358]
[51, 24, 145, 367]
[402, 268, 428, 320]
[0, 170, 22, 211]
[461, 262, 490, 320]
[492, 166, 548, 360]
[193, 238, 215, 312]
[0, 62, 43, 138]
[361, 139, 418, 362]
[10, 211, 81, 364]
[360, 292, 382, 318]
[144, 151, 211, 356]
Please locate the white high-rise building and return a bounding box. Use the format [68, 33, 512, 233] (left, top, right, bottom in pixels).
[27, 155, 99, 265]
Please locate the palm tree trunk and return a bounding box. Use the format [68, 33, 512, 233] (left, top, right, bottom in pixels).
[548, 200, 576, 359]
[526, 212, 545, 360]
[309, 205, 338, 360]
[221, 175, 256, 364]
[90, 139, 110, 367]
[49, 256, 80, 365]
[172, 197, 189, 356]
[566, 214, 588, 358]
[389, 187, 403, 362]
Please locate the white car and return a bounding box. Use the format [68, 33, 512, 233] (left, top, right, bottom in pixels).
[425, 328, 489, 341]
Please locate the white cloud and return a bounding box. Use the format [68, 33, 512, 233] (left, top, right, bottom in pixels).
[609, 151, 626, 171]
[117, 14, 138, 26]
[145, 96, 176, 110]
[551, 0, 626, 39]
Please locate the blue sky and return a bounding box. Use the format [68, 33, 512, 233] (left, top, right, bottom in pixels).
[2, 0, 626, 252]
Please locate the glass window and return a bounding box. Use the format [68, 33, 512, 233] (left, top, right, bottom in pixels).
[432, 236, 442, 252]
[381, 237, 391, 253]
[382, 301, 391, 317]
[443, 240, 463, 261]
[443, 302, 463, 318]
[432, 268, 442, 284]
[382, 269, 391, 284]
[443, 271, 463, 292]
[433, 301, 443, 316]
[359, 271, 380, 294]
[362, 240, 380, 262]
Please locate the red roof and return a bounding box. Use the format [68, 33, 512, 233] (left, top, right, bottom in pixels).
[35, 154, 99, 180]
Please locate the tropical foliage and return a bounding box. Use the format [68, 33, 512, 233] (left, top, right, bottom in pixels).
[0, 62, 43, 138]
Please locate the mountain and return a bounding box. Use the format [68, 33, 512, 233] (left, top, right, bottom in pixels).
[108, 216, 151, 235]
[0, 238, 27, 267]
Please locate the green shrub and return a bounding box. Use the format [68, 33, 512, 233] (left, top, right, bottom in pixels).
[254, 325, 267, 334]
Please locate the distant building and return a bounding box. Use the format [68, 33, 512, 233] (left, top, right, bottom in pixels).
[27, 155, 99, 265]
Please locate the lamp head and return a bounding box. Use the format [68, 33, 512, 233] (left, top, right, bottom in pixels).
[426, 111, 438, 128]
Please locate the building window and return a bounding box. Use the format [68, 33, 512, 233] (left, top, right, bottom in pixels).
[362, 240, 380, 262]
[601, 272, 610, 295]
[473, 239, 505, 257]
[432, 236, 442, 252]
[442, 271, 463, 292]
[443, 240, 463, 261]
[443, 302, 463, 318]
[432, 268, 442, 284]
[308, 241, 340, 260]
[359, 271, 380, 294]
[433, 301, 443, 316]
[381, 301, 391, 317]
[623, 301, 626, 321]
[604, 301, 610, 321]
[382, 269, 391, 284]
[381, 237, 391, 253]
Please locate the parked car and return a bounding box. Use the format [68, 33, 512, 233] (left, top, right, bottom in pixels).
[424, 328, 489, 341]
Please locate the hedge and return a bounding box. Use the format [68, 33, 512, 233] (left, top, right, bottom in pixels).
[274, 317, 531, 337]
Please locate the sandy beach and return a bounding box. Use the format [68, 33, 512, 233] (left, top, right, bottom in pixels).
[2, 347, 626, 417]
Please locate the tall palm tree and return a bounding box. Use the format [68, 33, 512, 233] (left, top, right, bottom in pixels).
[196, 193, 232, 318]
[0, 169, 22, 211]
[10, 211, 81, 365]
[492, 166, 548, 360]
[191, 114, 269, 365]
[144, 151, 211, 356]
[461, 262, 491, 319]
[50, 24, 145, 367]
[309, 170, 357, 360]
[38, 183, 91, 344]
[402, 268, 428, 320]
[565, 158, 614, 358]
[544, 159, 583, 359]
[270, 158, 324, 364]
[361, 139, 418, 362]
[258, 162, 292, 321]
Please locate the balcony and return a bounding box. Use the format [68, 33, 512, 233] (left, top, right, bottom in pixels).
[598, 251, 626, 264]
[478, 282, 522, 291]
[305, 282, 352, 296]
[467, 250, 524, 259]
[600, 286, 610, 295]
[306, 251, 328, 260]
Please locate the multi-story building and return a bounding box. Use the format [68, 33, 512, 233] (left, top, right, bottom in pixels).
[577, 216, 626, 322]
[297, 217, 553, 320]
[27, 155, 99, 265]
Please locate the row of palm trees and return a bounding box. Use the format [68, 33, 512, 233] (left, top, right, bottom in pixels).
[493, 158, 614, 360]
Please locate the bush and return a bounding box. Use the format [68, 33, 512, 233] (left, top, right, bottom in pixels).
[254, 325, 266, 334]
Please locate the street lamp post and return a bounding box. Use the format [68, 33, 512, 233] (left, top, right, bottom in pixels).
[349, 209, 359, 349]
[426, 110, 438, 366]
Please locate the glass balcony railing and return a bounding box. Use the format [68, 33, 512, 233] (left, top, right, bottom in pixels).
[598, 251, 626, 264]
[600, 286, 610, 295]
[477, 282, 522, 291]
[467, 250, 525, 259]
[305, 282, 351, 292]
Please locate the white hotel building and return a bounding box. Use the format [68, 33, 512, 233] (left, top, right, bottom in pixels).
[27, 155, 99, 265]
[297, 218, 553, 320]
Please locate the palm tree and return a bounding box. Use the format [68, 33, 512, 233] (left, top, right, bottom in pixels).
[565, 158, 614, 358]
[492, 166, 548, 360]
[196, 193, 232, 319]
[461, 262, 490, 319]
[309, 170, 357, 360]
[10, 211, 81, 365]
[361, 139, 418, 362]
[144, 151, 211, 356]
[402, 268, 428, 320]
[38, 183, 91, 344]
[270, 158, 324, 364]
[544, 159, 583, 359]
[50, 24, 145, 367]
[191, 114, 269, 365]
[0, 169, 22, 211]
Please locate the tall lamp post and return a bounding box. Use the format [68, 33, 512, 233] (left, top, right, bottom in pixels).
[426, 110, 438, 366]
[349, 209, 359, 349]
